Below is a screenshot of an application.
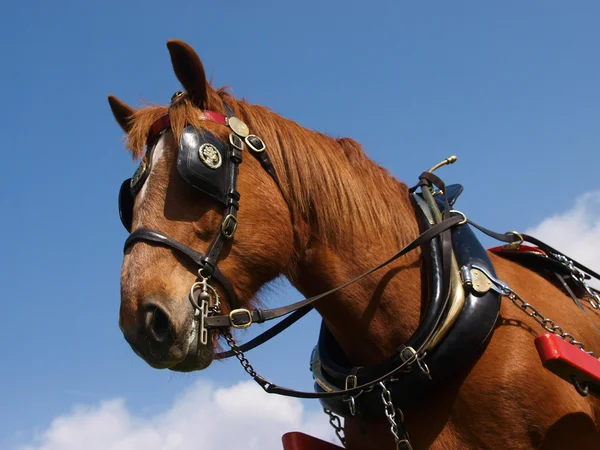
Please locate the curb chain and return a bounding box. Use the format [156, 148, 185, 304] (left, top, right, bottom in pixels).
[224, 331, 258, 378]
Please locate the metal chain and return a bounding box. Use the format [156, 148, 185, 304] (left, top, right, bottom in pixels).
[225, 332, 349, 447]
[323, 408, 346, 447]
[379, 382, 408, 450]
[554, 254, 600, 309]
[501, 285, 596, 358]
[224, 331, 258, 378]
[224, 331, 348, 448]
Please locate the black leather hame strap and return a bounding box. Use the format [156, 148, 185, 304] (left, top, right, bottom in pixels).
[414, 171, 451, 218]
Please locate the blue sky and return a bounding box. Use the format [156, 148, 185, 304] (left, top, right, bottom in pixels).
[1, 1, 599, 448]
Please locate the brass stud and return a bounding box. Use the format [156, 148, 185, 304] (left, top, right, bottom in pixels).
[228, 117, 250, 138]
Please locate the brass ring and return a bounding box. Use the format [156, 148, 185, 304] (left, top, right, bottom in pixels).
[449, 209, 467, 225]
[508, 231, 524, 245]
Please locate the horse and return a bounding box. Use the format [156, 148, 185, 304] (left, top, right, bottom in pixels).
[108, 39, 600, 449]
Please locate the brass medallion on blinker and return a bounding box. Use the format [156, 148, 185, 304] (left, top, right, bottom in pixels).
[198, 143, 223, 169]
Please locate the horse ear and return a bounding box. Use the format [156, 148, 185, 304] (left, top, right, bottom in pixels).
[166, 39, 208, 107]
[108, 95, 135, 133]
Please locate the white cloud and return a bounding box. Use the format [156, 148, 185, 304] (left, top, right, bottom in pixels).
[18, 380, 337, 450]
[525, 191, 600, 288]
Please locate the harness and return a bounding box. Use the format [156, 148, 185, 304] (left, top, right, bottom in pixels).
[117, 94, 600, 450]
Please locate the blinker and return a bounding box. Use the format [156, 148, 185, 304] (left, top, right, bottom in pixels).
[177, 126, 231, 206]
[118, 178, 135, 232]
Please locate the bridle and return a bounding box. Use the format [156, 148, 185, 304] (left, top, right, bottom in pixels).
[119, 93, 277, 333]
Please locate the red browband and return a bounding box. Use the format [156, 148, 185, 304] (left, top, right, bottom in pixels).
[148, 110, 228, 142]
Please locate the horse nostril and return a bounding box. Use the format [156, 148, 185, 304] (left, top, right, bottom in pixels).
[143, 305, 173, 344]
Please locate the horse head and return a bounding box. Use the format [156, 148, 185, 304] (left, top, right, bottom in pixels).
[109, 40, 296, 372]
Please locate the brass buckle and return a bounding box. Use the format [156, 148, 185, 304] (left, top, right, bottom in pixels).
[345, 374, 358, 390]
[449, 209, 467, 225]
[221, 214, 238, 239]
[343, 375, 358, 416]
[245, 134, 266, 153]
[229, 133, 244, 151]
[229, 308, 253, 329]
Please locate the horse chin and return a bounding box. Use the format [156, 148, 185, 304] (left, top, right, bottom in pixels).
[169, 329, 214, 372]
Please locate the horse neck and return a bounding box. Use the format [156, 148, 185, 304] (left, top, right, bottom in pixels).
[233, 100, 425, 366]
[293, 205, 424, 367]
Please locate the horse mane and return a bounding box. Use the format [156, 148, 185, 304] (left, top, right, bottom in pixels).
[123, 86, 416, 247]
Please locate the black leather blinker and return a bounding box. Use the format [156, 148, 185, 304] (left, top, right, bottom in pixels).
[177, 126, 231, 206]
[119, 179, 135, 232]
[118, 152, 153, 232]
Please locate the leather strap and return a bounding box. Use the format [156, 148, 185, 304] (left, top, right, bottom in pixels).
[147, 111, 228, 143]
[215, 306, 313, 358]
[124, 228, 240, 308]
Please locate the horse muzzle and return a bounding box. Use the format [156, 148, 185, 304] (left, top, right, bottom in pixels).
[120, 297, 214, 371]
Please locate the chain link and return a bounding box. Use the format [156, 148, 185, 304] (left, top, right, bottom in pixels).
[379, 382, 404, 449]
[503, 286, 596, 358]
[554, 254, 600, 309]
[224, 331, 258, 377]
[323, 408, 346, 447]
[225, 331, 349, 447]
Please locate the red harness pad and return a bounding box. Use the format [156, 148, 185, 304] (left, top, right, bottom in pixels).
[535, 333, 600, 395]
[282, 432, 344, 450]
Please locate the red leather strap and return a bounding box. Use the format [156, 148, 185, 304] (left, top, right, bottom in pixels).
[148, 114, 171, 141]
[281, 432, 343, 450]
[200, 110, 227, 126]
[488, 244, 547, 255]
[147, 111, 228, 142]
